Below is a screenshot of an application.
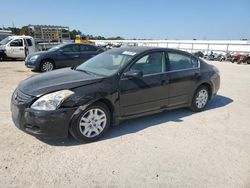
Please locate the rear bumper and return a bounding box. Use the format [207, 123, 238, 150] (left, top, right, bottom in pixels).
[11, 100, 77, 139]
[210, 72, 220, 100]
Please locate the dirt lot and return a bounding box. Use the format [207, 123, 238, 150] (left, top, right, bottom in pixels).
[0, 60, 250, 188]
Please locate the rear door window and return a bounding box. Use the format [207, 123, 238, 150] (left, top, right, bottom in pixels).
[62, 44, 79, 52]
[26, 39, 33, 46]
[167, 52, 198, 71]
[80, 45, 97, 52]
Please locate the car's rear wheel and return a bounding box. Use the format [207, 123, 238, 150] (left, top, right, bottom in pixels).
[70, 102, 111, 142]
[190, 86, 209, 112]
[40, 59, 54, 72]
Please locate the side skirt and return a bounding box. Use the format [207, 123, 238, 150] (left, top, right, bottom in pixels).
[115, 103, 189, 125]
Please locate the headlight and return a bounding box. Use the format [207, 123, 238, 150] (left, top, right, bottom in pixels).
[30, 90, 74, 111]
[29, 55, 40, 61]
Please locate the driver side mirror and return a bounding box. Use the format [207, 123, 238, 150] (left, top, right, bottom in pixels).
[123, 70, 143, 78]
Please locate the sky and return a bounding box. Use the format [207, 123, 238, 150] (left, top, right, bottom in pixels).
[0, 0, 250, 39]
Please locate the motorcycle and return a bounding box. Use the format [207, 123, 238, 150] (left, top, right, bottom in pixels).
[238, 54, 250, 64]
[193, 51, 204, 58]
[231, 53, 241, 63]
[206, 52, 225, 61]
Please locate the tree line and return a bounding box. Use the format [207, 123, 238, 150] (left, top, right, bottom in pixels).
[0, 26, 124, 40]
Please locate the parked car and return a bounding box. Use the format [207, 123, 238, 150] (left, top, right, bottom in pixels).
[11, 47, 220, 142]
[25, 43, 104, 72]
[0, 35, 35, 60]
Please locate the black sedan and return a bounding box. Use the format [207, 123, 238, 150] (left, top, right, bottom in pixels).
[25, 43, 103, 72]
[11, 47, 220, 142]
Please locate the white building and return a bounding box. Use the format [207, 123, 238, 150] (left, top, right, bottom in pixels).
[0, 30, 12, 40]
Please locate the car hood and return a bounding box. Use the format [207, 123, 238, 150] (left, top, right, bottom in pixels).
[27, 51, 48, 57]
[18, 68, 104, 96]
[25, 51, 48, 61]
[0, 44, 6, 50]
[33, 51, 47, 55]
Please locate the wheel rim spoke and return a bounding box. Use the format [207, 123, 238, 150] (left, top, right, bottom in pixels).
[81, 117, 90, 123]
[87, 130, 93, 137]
[96, 123, 104, 132]
[88, 110, 94, 119]
[83, 126, 91, 135]
[97, 119, 105, 124]
[92, 126, 100, 134]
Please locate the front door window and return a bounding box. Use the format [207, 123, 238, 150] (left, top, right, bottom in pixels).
[10, 39, 23, 47]
[130, 52, 165, 75]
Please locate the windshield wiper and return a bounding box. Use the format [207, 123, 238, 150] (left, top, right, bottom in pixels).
[75, 69, 95, 75]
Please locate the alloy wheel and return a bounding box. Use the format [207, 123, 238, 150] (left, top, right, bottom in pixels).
[79, 108, 107, 138]
[42, 61, 54, 72]
[195, 89, 208, 109]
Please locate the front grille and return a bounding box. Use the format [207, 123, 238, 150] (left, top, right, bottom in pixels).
[13, 89, 32, 104]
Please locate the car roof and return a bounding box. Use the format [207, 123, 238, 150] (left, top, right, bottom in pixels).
[108, 46, 161, 53]
[107, 46, 193, 56]
[62, 43, 98, 47]
[9, 35, 33, 39]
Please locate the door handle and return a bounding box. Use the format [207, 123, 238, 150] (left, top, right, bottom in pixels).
[161, 79, 169, 85]
[194, 73, 200, 78]
[73, 55, 79, 58]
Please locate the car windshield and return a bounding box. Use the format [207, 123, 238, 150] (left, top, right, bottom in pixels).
[48, 44, 67, 52]
[76, 51, 134, 76]
[0, 37, 12, 45]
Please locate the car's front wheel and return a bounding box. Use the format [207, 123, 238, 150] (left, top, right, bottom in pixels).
[70, 102, 111, 142]
[190, 86, 209, 112]
[40, 59, 55, 72]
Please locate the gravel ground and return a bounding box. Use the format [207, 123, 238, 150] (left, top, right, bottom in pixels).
[0, 61, 249, 188]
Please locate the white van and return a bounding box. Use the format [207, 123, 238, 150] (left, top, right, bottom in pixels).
[0, 35, 35, 59]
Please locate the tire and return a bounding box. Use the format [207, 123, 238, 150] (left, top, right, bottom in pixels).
[40, 59, 55, 72]
[190, 86, 209, 112]
[70, 102, 111, 142]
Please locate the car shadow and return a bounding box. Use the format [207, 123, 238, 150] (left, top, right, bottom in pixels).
[0, 59, 23, 62]
[40, 95, 233, 146]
